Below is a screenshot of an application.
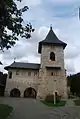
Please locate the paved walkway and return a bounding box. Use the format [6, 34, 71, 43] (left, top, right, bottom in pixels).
[65, 99, 75, 107]
[0, 97, 80, 119]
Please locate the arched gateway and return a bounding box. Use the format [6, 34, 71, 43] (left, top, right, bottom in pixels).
[10, 88, 21, 97]
[24, 87, 37, 98]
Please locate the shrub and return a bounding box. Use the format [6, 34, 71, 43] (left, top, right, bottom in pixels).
[0, 104, 13, 119]
[74, 99, 80, 106]
[56, 95, 61, 103]
[45, 94, 54, 103]
[77, 93, 80, 97]
[42, 100, 66, 107]
[45, 94, 61, 103]
[68, 94, 76, 99]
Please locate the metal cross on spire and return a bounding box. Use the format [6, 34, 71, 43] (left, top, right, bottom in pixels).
[14, 57, 16, 62]
[50, 24, 52, 30]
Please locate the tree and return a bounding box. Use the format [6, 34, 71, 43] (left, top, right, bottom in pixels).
[67, 73, 80, 96]
[0, 0, 34, 50]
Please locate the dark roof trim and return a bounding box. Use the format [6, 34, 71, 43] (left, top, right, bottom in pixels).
[46, 66, 61, 70]
[5, 67, 39, 70]
[38, 43, 67, 53]
[4, 62, 40, 70]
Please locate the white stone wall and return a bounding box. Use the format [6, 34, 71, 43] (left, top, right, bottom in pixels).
[5, 69, 39, 97]
[5, 44, 67, 99]
[37, 44, 67, 99]
[40, 45, 64, 69]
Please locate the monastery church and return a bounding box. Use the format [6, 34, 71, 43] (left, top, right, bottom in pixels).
[4, 26, 67, 99]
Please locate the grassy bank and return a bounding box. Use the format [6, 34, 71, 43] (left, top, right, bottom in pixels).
[41, 100, 66, 107]
[0, 104, 13, 119]
[74, 99, 80, 106]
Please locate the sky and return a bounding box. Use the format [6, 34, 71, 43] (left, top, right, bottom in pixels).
[0, 0, 80, 75]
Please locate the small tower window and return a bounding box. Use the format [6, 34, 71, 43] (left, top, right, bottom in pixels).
[50, 52, 55, 61]
[9, 71, 12, 79]
[28, 72, 31, 76]
[16, 70, 19, 75]
[51, 72, 53, 76]
[34, 72, 37, 76]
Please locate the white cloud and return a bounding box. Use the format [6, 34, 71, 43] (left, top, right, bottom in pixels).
[17, 0, 41, 8]
[74, 56, 80, 74]
[38, 26, 49, 39]
[27, 55, 40, 63]
[65, 59, 75, 75]
[50, 0, 79, 4]
[25, 0, 41, 6]
[64, 44, 80, 59]
[38, 26, 60, 40]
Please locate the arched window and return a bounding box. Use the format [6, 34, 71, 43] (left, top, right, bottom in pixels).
[51, 72, 53, 76]
[9, 71, 12, 79]
[16, 70, 19, 75]
[50, 52, 55, 61]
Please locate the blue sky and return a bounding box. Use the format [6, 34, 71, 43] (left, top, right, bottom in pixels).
[0, 0, 80, 75]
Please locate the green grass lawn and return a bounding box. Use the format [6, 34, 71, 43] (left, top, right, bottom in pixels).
[0, 104, 13, 119]
[41, 100, 66, 107]
[74, 99, 80, 106]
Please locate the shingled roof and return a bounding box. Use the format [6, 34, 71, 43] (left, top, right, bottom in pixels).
[0, 61, 3, 65]
[38, 26, 67, 53]
[4, 62, 40, 70]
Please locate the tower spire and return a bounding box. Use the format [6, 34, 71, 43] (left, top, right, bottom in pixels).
[50, 24, 52, 30]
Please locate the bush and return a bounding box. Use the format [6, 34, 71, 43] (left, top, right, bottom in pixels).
[45, 94, 61, 103]
[68, 94, 76, 99]
[77, 93, 80, 97]
[45, 94, 54, 103]
[74, 99, 80, 105]
[42, 100, 66, 107]
[0, 104, 13, 119]
[56, 95, 61, 103]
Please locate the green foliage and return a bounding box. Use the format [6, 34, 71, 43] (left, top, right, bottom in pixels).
[0, 0, 34, 50]
[45, 94, 54, 103]
[74, 99, 80, 106]
[42, 100, 66, 107]
[56, 94, 61, 103]
[68, 95, 75, 99]
[0, 104, 13, 119]
[67, 73, 80, 96]
[44, 94, 61, 103]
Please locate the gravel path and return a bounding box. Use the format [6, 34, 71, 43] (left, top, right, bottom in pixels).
[65, 99, 75, 107]
[0, 97, 80, 119]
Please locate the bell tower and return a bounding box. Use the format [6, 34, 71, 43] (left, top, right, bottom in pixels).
[37, 26, 67, 99]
